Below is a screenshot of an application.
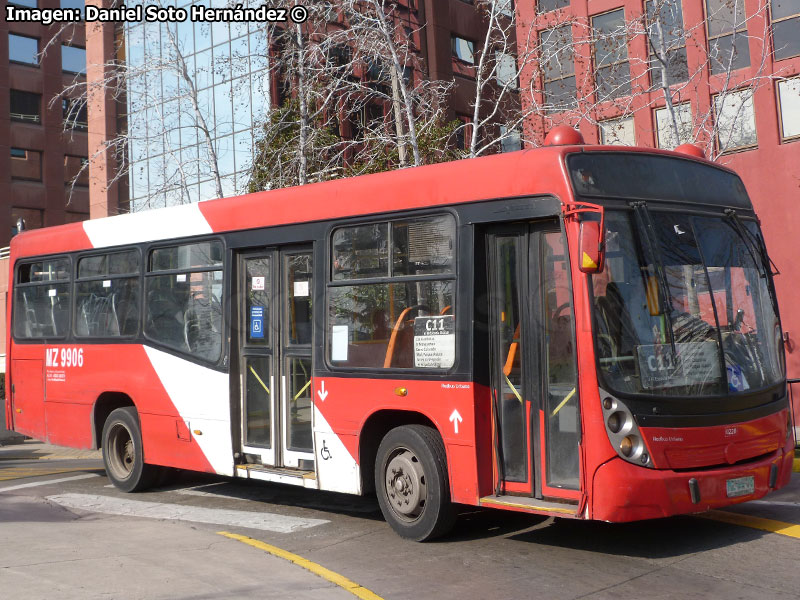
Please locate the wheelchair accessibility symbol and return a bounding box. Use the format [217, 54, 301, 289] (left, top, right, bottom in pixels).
[320, 440, 332, 461]
[250, 306, 264, 338]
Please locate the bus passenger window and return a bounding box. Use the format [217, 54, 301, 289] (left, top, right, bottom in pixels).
[75, 250, 140, 338]
[144, 241, 224, 362]
[14, 257, 71, 339]
[328, 215, 457, 370]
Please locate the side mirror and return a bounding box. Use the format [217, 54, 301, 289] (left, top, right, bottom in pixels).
[578, 220, 605, 274]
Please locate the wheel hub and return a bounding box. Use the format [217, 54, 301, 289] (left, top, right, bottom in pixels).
[385, 449, 427, 521]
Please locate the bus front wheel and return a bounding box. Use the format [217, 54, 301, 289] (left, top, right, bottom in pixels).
[102, 407, 158, 492]
[375, 425, 456, 541]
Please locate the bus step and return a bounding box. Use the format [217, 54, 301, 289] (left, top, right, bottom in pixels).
[235, 464, 318, 489]
[479, 494, 579, 517]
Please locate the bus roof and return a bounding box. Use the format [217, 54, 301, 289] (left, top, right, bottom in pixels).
[9, 144, 729, 260]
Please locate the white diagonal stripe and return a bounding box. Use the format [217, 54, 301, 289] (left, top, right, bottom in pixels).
[0, 474, 99, 493]
[82, 202, 212, 248]
[46, 493, 328, 533]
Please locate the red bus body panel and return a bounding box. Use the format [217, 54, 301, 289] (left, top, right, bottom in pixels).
[591, 442, 793, 522]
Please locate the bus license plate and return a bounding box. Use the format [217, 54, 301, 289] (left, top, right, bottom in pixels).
[726, 476, 755, 498]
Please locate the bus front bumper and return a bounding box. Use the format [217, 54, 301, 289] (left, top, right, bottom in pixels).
[591, 441, 793, 522]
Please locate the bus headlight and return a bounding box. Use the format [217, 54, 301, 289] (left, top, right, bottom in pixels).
[601, 390, 652, 468]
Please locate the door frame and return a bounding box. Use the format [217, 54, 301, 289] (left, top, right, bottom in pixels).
[487, 219, 567, 499]
[236, 245, 315, 469]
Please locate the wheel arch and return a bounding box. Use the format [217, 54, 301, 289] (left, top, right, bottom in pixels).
[358, 409, 442, 495]
[92, 392, 137, 450]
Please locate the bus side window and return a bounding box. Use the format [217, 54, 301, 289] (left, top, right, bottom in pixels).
[328, 215, 457, 370]
[14, 257, 71, 339]
[144, 241, 223, 362]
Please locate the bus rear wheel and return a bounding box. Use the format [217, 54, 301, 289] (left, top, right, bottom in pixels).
[102, 407, 158, 492]
[375, 425, 456, 541]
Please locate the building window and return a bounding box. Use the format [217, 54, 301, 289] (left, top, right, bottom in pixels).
[645, 0, 689, 88]
[62, 99, 88, 130]
[64, 155, 89, 186]
[62, 45, 86, 74]
[599, 116, 636, 145]
[540, 25, 577, 111]
[454, 116, 472, 150]
[495, 52, 518, 88]
[9, 34, 39, 66]
[772, 0, 800, 60]
[499, 125, 522, 152]
[452, 36, 475, 64]
[706, 0, 750, 74]
[655, 102, 693, 149]
[10, 90, 41, 124]
[592, 9, 631, 100]
[497, 0, 515, 17]
[11, 148, 42, 181]
[714, 89, 757, 152]
[778, 77, 800, 140]
[538, 0, 569, 13]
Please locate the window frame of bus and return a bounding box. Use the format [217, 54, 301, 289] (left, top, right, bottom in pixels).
[73, 247, 142, 339]
[13, 254, 73, 341]
[325, 211, 459, 373]
[143, 237, 226, 365]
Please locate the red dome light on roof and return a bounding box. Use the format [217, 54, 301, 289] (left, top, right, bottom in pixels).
[673, 144, 706, 159]
[544, 126, 585, 146]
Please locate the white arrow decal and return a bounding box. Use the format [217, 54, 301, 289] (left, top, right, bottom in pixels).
[449, 409, 463, 434]
[317, 380, 329, 402]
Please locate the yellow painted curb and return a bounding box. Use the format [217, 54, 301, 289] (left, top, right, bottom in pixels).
[702, 510, 800, 539]
[218, 531, 383, 600]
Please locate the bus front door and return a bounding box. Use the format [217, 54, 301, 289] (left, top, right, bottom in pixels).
[238, 247, 315, 470]
[488, 223, 581, 499]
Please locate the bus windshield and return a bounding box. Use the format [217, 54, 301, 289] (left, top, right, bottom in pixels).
[592, 209, 783, 398]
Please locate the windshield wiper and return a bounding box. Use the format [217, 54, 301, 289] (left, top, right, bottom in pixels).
[724, 209, 779, 279]
[631, 202, 677, 355]
[724, 208, 781, 321]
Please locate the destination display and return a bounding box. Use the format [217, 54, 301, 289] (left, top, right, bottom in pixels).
[413, 315, 455, 369]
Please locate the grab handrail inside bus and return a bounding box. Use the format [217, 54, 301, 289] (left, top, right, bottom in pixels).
[383, 305, 429, 368]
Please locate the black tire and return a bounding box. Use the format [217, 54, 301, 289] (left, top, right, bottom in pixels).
[375, 425, 456, 541]
[101, 407, 159, 493]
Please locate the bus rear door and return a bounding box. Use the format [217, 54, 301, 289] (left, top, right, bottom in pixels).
[237, 246, 314, 471]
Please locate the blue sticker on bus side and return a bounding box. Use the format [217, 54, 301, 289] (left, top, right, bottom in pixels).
[250, 306, 264, 338]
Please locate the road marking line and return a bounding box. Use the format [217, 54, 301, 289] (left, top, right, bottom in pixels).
[702, 510, 800, 539]
[0, 467, 102, 482]
[748, 500, 800, 508]
[46, 493, 329, 533]
[218, 531, 383, 600]
[0, 473, 99, 492]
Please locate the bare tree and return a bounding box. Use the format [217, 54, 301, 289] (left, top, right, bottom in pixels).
[464, 0, 532, 157]
[249, 0, 457, 191]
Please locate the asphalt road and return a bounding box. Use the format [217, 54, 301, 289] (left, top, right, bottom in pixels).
[2, 441, 800, 600]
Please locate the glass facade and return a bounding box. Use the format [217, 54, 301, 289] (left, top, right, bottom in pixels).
[124, 2, 272, 209]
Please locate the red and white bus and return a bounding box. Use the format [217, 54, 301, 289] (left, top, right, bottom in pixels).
[5, 129, 793, 540]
